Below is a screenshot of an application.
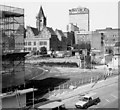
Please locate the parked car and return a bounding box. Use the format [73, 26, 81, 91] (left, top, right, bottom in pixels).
[75, 94, 100, 109]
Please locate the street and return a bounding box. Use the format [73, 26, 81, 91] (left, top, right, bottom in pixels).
[61, 76, 119, 109]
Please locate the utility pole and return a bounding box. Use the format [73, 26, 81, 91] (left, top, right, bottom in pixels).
[33, 87, 34, 108]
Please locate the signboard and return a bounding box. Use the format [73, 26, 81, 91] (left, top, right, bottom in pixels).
[69, 7, 89, 15]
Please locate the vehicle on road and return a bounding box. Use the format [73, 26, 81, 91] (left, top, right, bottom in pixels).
[75, 94, 100, 109]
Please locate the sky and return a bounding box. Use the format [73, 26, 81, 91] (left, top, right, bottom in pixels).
[0, 0, 119, 32]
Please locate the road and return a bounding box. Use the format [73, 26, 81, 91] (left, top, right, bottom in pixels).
[62, 76, 119, 109]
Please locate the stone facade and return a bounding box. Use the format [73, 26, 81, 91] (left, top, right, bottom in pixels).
[36, 6, 47, 32]
[24, 6, 66, 53]
[25, 26, 59, 52]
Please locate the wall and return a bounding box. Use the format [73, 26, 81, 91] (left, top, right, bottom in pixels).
[96, 28, 120, 54]
[69, 14, 89, 31]
[25, 38, 50, 52]
[75, 31, 91, 44]
[67, 23, 79, 32]
[91, 31, 102, 50]
[114, 46, 120, 55]
[2, 94, 26, 108]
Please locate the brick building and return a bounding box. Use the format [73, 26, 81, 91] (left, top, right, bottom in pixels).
[96, 27, 120, 54]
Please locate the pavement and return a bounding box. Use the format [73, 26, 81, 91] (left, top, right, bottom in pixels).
[54, 67, 104, 73]
[48, 75, 118, 101]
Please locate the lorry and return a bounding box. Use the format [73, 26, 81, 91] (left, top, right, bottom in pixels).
[75, 93, 100, 109]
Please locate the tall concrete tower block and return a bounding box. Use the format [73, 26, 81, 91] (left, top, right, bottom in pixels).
[36, 6, 47, 31]
[69, 6, 90, 31]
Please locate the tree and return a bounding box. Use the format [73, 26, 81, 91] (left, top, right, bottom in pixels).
[108, 47, 113, 55]
[40, 47, 47, 55]
[86, 43, 91, 52]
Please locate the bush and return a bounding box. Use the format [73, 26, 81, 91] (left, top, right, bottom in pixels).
[39, 62, 78, 67]
[40, 47, 47, 55]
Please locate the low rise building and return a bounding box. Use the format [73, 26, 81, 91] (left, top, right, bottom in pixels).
[25, 26, 59, 52]
[75, 31, 91, 45]
[55, 29, 67, 51]
[64, 31, 75, 49]
[91, 31, 103, 51]
[66, 23, 79, 32]
[96, 27, 120, 54]
[114, 41, 120, 55]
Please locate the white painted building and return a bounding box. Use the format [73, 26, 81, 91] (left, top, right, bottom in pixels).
[69, 6, 90, 31]
[66, 23, 79, 32]
[25, 26, 50, 52]
[74, 31, 92, 44]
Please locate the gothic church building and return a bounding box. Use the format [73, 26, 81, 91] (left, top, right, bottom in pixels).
[25, 6, 66, 53]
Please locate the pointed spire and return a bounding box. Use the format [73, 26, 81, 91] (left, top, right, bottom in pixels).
[37, 6, 45, 18]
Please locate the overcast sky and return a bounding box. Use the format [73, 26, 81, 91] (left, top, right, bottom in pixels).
[0, 0, 119, 31]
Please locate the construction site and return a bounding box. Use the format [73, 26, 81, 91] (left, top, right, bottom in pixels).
[0, 4, 119, 109]
[0, 5, 34, 108]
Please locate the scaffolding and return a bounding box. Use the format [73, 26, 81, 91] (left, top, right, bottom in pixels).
[0, 5, 28, 93]
[0, 5, 25, 53]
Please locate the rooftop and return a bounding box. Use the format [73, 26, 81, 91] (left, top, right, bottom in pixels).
[115, 42, 120, 47]
[47, 27, 56, 36]
[56, 29, 65, 37]
[27, 26, 39, 36]
[0, 88, 37, 98]
[96, 27, 120, 31]
[36, 6, 45, 18]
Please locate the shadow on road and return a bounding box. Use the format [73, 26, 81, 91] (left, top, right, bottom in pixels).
[25, 77, 70, 106]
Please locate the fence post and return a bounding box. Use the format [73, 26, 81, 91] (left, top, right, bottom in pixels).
[97, 76, 99, 81]
[81, 79, 83, 84]
[91, 77, 92, 83]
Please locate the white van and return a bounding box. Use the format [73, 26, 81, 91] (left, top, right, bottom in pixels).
[37, 101, 66, 110]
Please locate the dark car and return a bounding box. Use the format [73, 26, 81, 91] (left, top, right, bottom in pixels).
[83, 97, 101, 109]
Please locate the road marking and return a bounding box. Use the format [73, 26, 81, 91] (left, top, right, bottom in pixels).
[31, 69, 45, 79]
[85, 92, 96, 96]
[105, 99, 110, 102]
[108, 84, 114, 87]
[110, 94, 117, 99]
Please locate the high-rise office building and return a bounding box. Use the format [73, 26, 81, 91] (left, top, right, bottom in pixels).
[69, 6, 90, 31]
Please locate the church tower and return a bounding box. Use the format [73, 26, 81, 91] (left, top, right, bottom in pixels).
[36, 6, 47, 32]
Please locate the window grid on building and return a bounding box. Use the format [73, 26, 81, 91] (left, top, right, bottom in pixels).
[34, 42, 36, 45]
[28, 47, 31, 51]
[25, 42, 27, 46]
[28, 42, 31, 45]
[33, 47, 37, 51]
[39, 41, 47, 45]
